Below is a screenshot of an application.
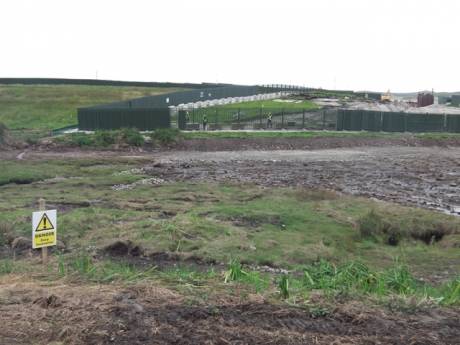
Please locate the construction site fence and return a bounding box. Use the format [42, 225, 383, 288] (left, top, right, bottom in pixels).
[88, 85, 308, 110]
[337, 109, 460, 133]
[78, 108, 171, 131]
[177, 108, 337, 130]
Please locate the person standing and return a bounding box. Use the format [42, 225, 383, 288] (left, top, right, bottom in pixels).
[185, 110, 190, 124]
[202, 114, 208, 131]
[267, 112, 273, 129]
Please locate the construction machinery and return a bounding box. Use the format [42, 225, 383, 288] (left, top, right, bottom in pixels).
[381, 90, 392, 103]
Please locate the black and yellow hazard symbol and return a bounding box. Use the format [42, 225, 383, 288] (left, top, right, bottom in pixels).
[35, 213, 55, 232]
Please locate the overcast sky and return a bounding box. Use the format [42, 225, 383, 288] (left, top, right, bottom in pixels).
[1, 0, 458, 92]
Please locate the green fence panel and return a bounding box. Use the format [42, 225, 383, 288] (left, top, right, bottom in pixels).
[78, 108, 171, 131]
[336, 110, 344, 130]
[382, 112, 404, 132]
[406, 113, 445, 132]
[337, 110, 451, 133]
[447, 115, 460, 132]
[362, 111, 382, 131]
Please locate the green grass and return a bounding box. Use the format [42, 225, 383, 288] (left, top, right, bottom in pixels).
[214, 99, 319, 111]
[0, 157, 459, 307]
[180, 99, 320, 124]
[55, 252, 157, 283]
[0, 157, 458, 275]
[0, 84, 186, 130]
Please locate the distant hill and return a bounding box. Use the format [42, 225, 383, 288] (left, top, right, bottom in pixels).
[0, 78, 231, 89]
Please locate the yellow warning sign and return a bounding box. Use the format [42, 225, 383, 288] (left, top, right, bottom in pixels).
[34, 231, 56, 247]
[35, 213, 55, 232]
[32, 210, 57, 249]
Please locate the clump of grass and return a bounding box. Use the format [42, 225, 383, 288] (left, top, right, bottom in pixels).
[70, 252, 96, 277]
[437, 279, 460, 305]
[300, 259, 440, 302]
[224, 259, 247, 283]
[97, 261, 155, 283]
[58, 253, 155, 283]
[358, 209, 458, 246]
[0, 259, 14, 275]
[120, 128, 144, 147]
[278, 274, 290, 299]
[58, 128, 145, 147]
[223, 259, 269, 292]
[0, 221, 15, 246]
[358, 210, 386, 240]
[66, 133, 94, 147]
[94, 130, 117, 147]
[150, 128, 182, 146]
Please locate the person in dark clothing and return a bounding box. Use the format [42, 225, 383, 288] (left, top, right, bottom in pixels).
[267, 112, 273, 129]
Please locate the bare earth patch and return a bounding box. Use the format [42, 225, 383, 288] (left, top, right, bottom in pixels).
[0, 279, 459, 345]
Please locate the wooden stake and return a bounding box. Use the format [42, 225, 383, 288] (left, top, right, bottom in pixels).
[38, 198, 48, 264]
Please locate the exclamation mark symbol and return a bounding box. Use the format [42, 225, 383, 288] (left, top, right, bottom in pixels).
[44, 217, 47, 229]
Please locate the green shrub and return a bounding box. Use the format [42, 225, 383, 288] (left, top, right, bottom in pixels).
[120, 128, 144, 147]
[150, 128, 182, 146]
[94, 130, 117, 147]
[68, 133, 94, 147]
[302, 259, 421, 297]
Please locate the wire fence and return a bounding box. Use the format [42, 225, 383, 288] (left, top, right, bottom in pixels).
[176, 107, 337, 130]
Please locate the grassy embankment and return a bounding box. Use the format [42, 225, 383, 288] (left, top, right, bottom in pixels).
[0, 84, 186, 137]
[0, 157, 458, 306]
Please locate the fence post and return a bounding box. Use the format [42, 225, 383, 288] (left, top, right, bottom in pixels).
[192, 108, 195, 124]
[282, 109, 284, 128]
[302, 109, 305, 129]
[38, 198, 48, 264]
[238, 108, 241, 125]
[322, 110, 326, 130]
[215, 108, 218, 126]
[259, 107, 262, 126]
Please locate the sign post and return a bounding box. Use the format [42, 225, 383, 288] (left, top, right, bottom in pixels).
[32, 199, 57, 264]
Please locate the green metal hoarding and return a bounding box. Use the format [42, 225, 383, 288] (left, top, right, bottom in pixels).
[78, 108, 171, 131]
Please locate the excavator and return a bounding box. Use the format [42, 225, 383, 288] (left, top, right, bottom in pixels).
[381, 90, 392, 103]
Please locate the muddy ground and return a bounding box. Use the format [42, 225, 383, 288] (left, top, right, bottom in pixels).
[2, 139, 460, 344]
[174, 136, 460, 152]
[5, 139, 460, 215]
[0, 281, 459, 345]
[141, 146, 460, 216]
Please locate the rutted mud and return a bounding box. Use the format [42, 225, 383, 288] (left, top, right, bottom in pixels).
[0, 282, 458, 345]
[146, 146, 460, 215]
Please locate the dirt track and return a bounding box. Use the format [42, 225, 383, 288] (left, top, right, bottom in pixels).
[146, 146, 460, 215]
[1, 282, 459, 345]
